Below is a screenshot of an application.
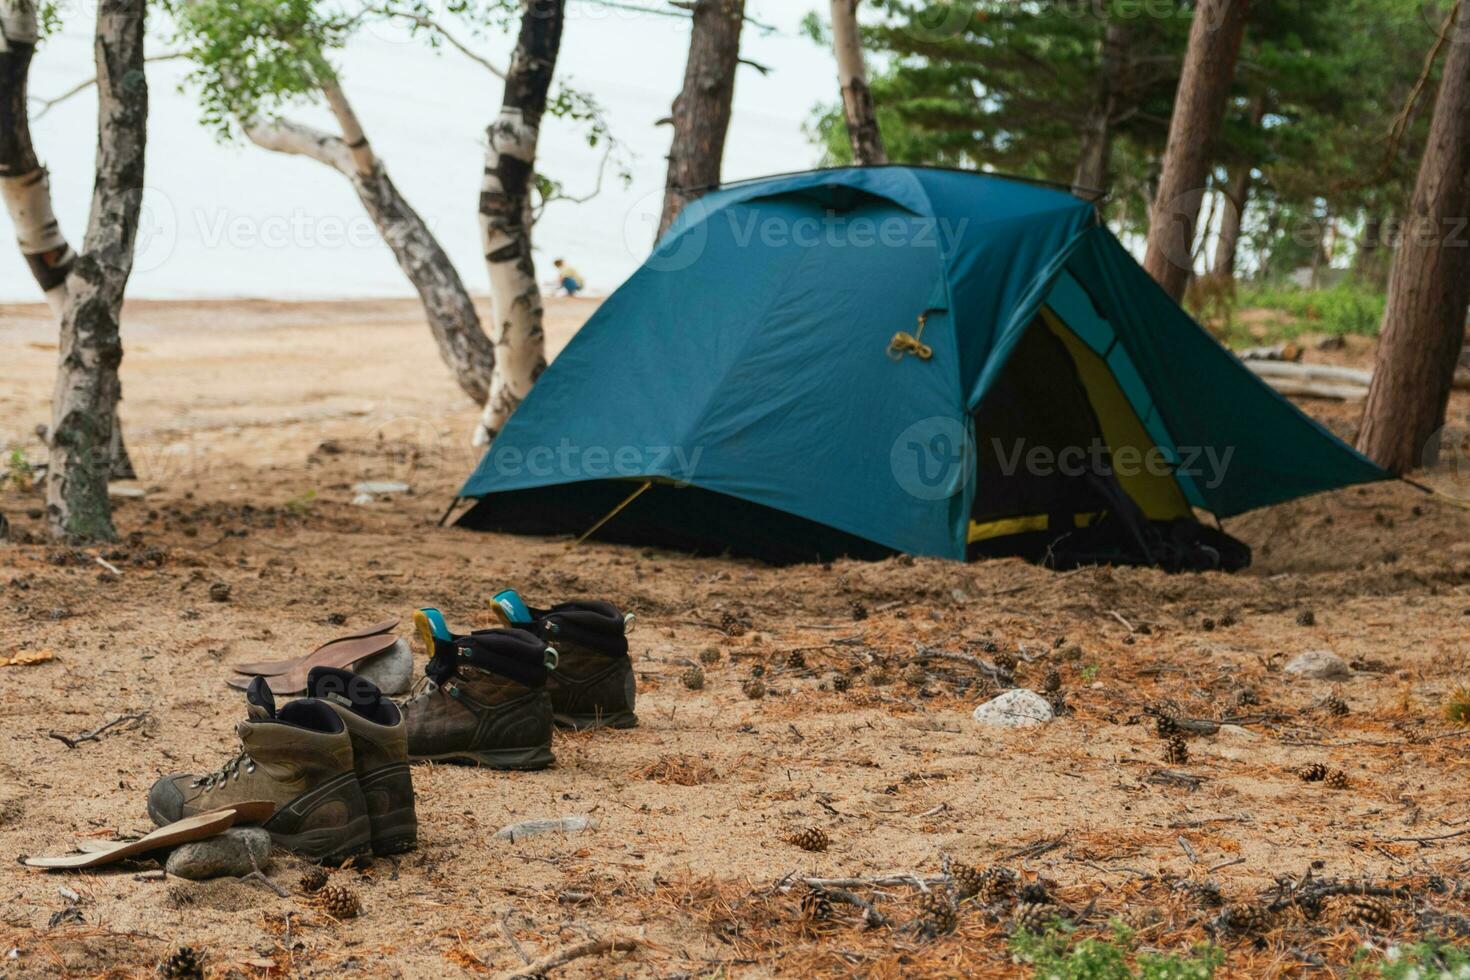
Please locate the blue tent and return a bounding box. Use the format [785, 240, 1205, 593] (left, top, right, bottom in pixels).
[457, 167, 1388, 565]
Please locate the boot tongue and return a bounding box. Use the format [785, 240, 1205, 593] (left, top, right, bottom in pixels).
[245, 676, 276, 720]
[489, 590, 533, 627]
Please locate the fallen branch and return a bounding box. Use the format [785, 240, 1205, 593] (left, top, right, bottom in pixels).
[796, 874, 946, 890]
[818, 887, 888, 927]
[48, 712, 150, 749]
[496, 936, 639, 980]
[913, 644, 1010, 684]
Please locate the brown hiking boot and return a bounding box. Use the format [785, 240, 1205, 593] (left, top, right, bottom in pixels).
[307, 667, 417, 856]
[147, 677, 371, 864]
[402, 610, 556, 769]
[489, 591, 638, 731]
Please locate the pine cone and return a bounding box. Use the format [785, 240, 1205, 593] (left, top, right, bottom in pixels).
[1219, 902, 1272, 935]
[1327, 894, 1393, 930]
[698, 647, 721, 665]
[1155, 713, 1180, 739]
[1017, 881, 1053, 906]
[1164, 733, 1189, 765]
[1045, 690, 1068, 716]
[901, 663, 928, 687]
[1010, 901, 1055, 936]
[741, 678, 766, 700]
[850, 601, 869, 621]
[867, 668, 893, 687]
[1325, 769, 1350, 789]
[1296, 762, 1329, 782]
[315, 883, 362, 920]
[786, 649, 806, 670]
[831, 672, 851, 693]
[158, 945, 204, 980]
[1320, 695, 1349, 717]
[787, 826, 830, 852]
[952, 863, 1011, 905]
[1042, 668, 1062, 693]
[720, 611, 748, 636]
[915, 890, 957, 937]
[801, 887, 834, 920]
[298, 866, 330, 895]
[681, 666, 705, 691]
[1235, 688, 1260, 707]
[1295, 609, 1316, 626]
[1173, 879, 1223, 909]
[993, 652, 1018, 673]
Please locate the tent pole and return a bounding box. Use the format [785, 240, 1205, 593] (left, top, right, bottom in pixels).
[572, 480, 655, 549]
[437, 496, 463, 528]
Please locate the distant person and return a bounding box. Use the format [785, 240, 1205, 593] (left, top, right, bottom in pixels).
[554, 258, 585, 297]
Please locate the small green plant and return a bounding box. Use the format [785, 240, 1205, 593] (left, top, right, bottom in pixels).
[3, 450, 36, 492]
[1080, 664, 1101, 683]
[285, 489, 317, 515]
[1352, 937, 1470, 978]
[1444, 686, 1470, 727]
[1010, 921, 1223, 979]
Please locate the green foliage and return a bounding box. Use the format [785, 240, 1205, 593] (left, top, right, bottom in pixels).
[1445, 687, 1470, 727]
[285, 488, 317, 515]
[1010, 921, 1224, 980]
[1354, 938, 1470, 978]
[167, 0, 350, 137]
[3, 450, 36, 493]
[1234, 282, 1387, 339]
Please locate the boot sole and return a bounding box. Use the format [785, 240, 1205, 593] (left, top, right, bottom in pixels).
[410, 745, 555, 770]
[553, 710, 639, 732]
[263, 772, 373, 865]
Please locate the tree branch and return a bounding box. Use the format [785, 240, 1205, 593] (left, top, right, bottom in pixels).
[366, 7, 506, 78]
[242, 114, 354, 175]
[29, 53, 187, 121]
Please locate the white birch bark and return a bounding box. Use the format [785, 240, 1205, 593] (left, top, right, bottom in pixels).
[476, 105, 546, 446]
[46, 0, 146, 541]
[473, 0, 566, 447]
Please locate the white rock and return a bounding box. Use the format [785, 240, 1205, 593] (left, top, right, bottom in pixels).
[972, 689, 1054, 728]
[1284, 650, 1352, 680]
[353, 481, 410, 495]
[494, 815, 597, 842]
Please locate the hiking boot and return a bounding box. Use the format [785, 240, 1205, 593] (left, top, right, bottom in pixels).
[489, 590, 638, 731]
[146, 677, 371, 864]
[401, 609, 556, 769]
[307, 667, 417, 856]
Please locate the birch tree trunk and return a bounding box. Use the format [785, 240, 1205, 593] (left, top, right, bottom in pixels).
[1072, 20, 1131, 197]
[244, 81, 496, 405]
[831, 0, 886, 166]
[1357, 11, 1470, 474]
[658, 0, 745, 239]
[46, 0, 146, 541]
[1142, 0, 1249, 301]
[474, 0, 565, 447]
[1, 0, 134, 479]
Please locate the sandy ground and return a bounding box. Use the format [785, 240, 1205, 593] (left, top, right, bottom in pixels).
[1, 297, 1468, 979]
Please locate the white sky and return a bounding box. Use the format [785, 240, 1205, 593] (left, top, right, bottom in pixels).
[5, 0, 837, 300]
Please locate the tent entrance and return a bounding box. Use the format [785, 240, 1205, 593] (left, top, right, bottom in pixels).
[967, 308, 1247, 571]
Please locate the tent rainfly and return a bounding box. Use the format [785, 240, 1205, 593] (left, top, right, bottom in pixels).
[454, 167, 1389, 569]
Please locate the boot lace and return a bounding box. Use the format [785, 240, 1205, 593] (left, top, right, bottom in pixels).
[191, 748, 257, 790]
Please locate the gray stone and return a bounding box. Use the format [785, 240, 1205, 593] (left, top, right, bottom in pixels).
[355, 638, 413, 695]
[972, 689, 1053, 728]
[1284, 650, 1352, 681]
[352, 481, 410, 495]
[494, 815, 597, 842]
[165, 827, 271, 881]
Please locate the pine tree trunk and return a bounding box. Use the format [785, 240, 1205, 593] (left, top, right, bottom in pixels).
[1142, 0, 1250, 301]
[1357, 16, 1470, 474]
[1072, 20, 1131, 197]
[244, 83, 497, 405]
[46, 0, 146, 541]
[1211, 165, 1251, 277]
[474, 0, 565, 447]
[659, 0, 745, 238]
[831, 0, 886, 166]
